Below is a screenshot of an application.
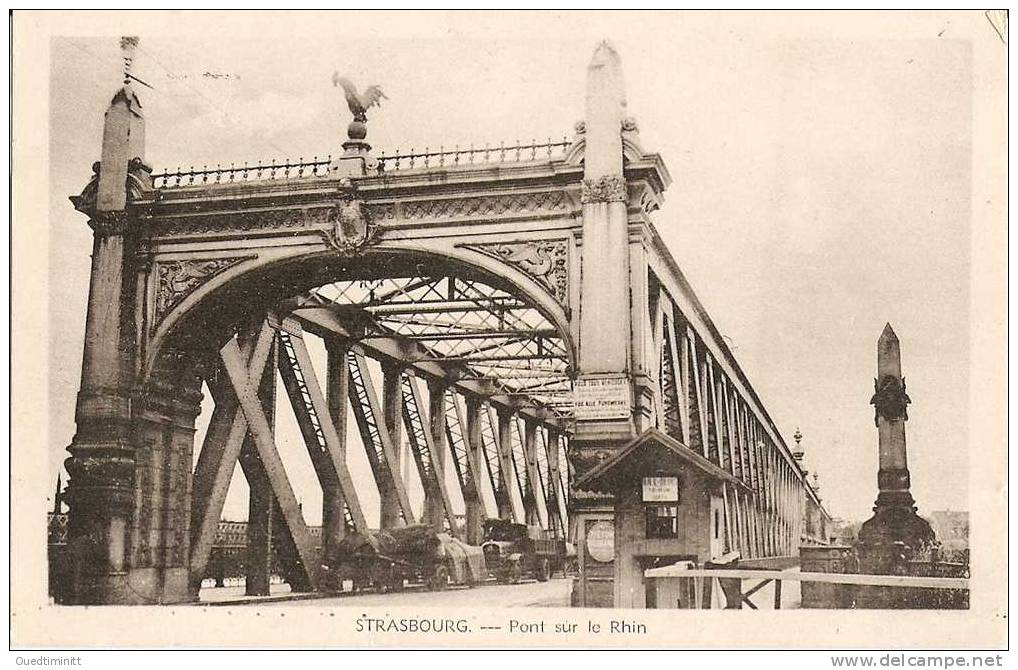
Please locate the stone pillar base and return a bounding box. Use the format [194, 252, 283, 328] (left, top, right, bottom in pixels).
[858, 504, 935, 561]
[69, 567, 194, 605]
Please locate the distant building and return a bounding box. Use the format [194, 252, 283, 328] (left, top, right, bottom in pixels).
[830, 518, 862, 546]
[925, 510, 969, 557]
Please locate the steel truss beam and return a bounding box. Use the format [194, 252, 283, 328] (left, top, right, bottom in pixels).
[443, 390, 487, 514]
[654, 286, 820, 560]
[291, 305, 565, 426]
[275, 323, 368, 532]
[189, 319, 276, 589]
[478, 402, 507, 519]
[400, 371, 460, 536]
[305, 275, 572, 420]
[346, 350, 417, 525]
[219, 336, 320, 590]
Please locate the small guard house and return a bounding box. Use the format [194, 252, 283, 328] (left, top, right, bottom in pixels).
[574, 428, 749, 608]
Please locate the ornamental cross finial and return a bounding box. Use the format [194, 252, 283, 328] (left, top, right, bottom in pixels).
[120, 36, 138, 86]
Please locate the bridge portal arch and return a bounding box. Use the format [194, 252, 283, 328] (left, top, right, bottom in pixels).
[147, 242, 577, 383]
[59, 38, 828, 607]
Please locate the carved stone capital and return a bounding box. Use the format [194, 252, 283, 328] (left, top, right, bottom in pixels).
[581, 174, 627, 204]
[89, 210, 130, 237]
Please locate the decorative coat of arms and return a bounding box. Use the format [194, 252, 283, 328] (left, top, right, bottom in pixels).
[325, 197, 376, 253]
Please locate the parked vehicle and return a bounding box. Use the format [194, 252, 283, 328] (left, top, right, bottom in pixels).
[480, 519, 567, 584]
[323, 524, 487, 593]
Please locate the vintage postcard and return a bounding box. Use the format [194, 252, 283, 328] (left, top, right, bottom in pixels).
[10, 9, 1008, 650]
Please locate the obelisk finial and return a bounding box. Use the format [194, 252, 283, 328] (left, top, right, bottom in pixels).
[584, 40, 626, 180]
[97, 36, 145, 213]
[877, 323, 902, 378]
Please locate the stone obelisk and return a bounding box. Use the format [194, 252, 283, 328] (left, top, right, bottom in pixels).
[857, 324, 935, 577]
[574, 40, 633, 447]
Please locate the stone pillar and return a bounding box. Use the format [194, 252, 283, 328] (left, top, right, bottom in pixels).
[570, 40, 636, 609]
[576, 42, 633, 440]
[129, 349, 203, 604]
[857, 324, 936, 603]
[873, 325, 912, 505]
[322, 342, 349, 557]
[379, 363, 404, 529]
[463, 398, 485, 544]
[578, 41, 629, 375]
[62, 82, 145, 604]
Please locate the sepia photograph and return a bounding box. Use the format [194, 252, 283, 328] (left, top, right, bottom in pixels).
[10, 9, 1008, 651]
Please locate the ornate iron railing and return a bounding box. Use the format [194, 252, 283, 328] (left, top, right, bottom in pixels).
[152, 156, 333, 188]
[377, 138, 571, 172]
[151, 137, 574, 188]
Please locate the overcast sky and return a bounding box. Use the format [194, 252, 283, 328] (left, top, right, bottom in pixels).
[47, 12, 991, 528]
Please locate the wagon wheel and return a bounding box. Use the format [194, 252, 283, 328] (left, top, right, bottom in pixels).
[508, 561, 523, 584]
[428, 564, 450, 591]
[536, 558, 550, 582]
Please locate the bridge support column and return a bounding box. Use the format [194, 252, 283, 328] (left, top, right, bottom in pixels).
[380, 363, 405, 529]
[239, 333, 278, 596]
[323, 342, 349, 555]
[546, 430, 564, 538]
[242, 452, 274, 596]
[495, 410, 517, 522]
[125, 353, 204, 604]
[463, 398, 485, 544]
[425, 381, 449, 531]
[522, 420, 541, 527]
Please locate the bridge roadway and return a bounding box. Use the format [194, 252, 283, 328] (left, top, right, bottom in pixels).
[200, 576, 572, 608]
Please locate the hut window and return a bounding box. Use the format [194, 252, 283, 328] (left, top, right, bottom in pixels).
[646, 505, 678, 539]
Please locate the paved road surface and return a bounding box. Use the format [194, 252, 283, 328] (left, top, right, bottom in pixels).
[270, 577, 572, 607]
[201, 577, 572, 608]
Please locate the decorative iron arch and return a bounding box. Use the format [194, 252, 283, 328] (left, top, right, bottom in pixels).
[146, 242, 577, 417]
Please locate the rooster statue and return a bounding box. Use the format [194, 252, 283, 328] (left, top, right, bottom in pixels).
[332, 73, 387, 123]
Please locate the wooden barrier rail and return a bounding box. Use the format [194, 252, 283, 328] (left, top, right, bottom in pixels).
[647, 568, 969, 589]
[644, 567, 969, 609]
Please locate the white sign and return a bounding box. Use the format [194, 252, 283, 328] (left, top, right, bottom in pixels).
[642, 476, 680, 502]
[573, 375, 631, 420]
[586, 520, 615, 563]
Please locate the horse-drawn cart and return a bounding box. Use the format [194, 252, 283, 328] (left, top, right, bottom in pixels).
[323, 524, 487, 593]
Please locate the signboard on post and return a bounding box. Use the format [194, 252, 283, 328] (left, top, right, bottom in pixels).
[573, 374, 631, 420]
[642, 476, 680, 503]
